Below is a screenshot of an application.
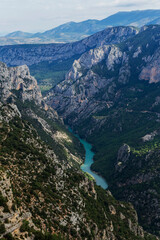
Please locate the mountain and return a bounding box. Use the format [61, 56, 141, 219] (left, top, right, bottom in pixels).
[45, 25, 160, 236]
[0, 26, 139, 94]
[0, 26, 138, 67]
[5, 31, 33, 38]
[0, 62, 156, 240]
[0, 26, 139, 92]
[100, 9, 160, 27]
[31, 10, 160, 43]
[0, 9, 160, 46]
[32, 20, 103, 42]
[148, 17, 160, 24]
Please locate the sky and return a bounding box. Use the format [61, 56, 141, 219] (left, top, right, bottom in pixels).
[1, 0, 160, 35]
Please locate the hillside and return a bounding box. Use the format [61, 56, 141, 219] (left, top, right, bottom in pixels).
[45, 25, 160, 236]
[0, 62, 156, 240]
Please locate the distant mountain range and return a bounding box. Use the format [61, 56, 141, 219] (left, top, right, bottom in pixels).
[0, 9, 160, 45]
[0, 26, 138, 89]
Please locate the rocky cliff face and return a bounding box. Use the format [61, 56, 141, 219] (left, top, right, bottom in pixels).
[112, 144, 160, 236]
[0, 26, 138, 67]
[139, 47, 160, 83]
[46, 25, 160, 126]
[45, 25, 160, 236]
[0, 62, 42, 105]
[46, 44, 126, 124]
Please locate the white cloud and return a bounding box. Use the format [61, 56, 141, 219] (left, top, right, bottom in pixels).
[0, 0, 160, 34]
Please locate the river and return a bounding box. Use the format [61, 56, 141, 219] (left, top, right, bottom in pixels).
[69, 128, 108, 189]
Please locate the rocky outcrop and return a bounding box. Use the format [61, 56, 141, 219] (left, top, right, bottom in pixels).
[111, 145, 160, 237]
[0, 61, 59, 121]
[139, 48, 160, 83]
[66, 45, 123, 81]
[46, 44, 126, 126]
[46, 25, 160, 129]
[115, 144, 131, 172]
[0, 62, 42, 104]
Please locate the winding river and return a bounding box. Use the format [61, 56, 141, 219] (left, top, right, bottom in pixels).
[69, 128, 108, 189]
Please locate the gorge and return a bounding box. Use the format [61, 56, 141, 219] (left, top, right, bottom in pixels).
[1, 22, 160, 239]
[1, 61, 156, 240]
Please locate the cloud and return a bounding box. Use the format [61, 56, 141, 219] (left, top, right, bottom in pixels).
[115, 0, 160, 8]
[0, 0, 160, 34]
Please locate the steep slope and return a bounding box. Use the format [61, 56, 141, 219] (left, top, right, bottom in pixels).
[1, 10, 160, 45]
[0, 62, 42, 105]
[0, 62, 156, 240]
[45, 25, 160, 236]
[1, 104, 156, 240]
[0, 61, 83, 166]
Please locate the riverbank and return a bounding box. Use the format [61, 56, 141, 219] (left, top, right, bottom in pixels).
[68, 127, 108, 189]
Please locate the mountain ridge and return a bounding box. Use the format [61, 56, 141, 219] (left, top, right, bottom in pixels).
[0, 26, 139, 90]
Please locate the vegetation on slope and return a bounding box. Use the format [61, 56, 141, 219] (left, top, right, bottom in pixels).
[0, 103, 155, 239]
[53, 25, 160, 236]
[30, 56, 79, 94]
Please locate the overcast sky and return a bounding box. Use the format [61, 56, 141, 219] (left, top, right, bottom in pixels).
[1, 0, 160, 34]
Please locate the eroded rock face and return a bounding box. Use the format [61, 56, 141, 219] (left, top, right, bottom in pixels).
[46, 25, 160, 131]
[115, 144, 131, 172]
[46, 44, 126, 125]
[0, 62, 42, 104]
[66, 45, 123, 81]
[112, 145, 160, 237]
[139, 48, 160, 83]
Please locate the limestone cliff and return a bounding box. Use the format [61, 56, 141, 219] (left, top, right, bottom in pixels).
[46, 25, 160, 127]
[0, 62, 42, 105]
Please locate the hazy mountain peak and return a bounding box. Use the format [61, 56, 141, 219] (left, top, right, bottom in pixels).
[5, 31, 33, 38]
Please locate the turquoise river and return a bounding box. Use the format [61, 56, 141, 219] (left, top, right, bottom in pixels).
[69, 128, 108, 189]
